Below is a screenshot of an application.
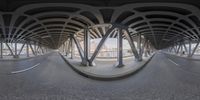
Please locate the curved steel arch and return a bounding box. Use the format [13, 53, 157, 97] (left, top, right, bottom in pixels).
[0, 3, 200, 49]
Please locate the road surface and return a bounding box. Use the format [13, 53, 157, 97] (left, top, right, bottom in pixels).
[0, 52, 200, 100]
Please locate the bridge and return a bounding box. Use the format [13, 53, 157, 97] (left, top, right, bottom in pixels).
[0, 0, 200, 99]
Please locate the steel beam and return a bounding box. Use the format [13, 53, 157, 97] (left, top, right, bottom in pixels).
[115, 28, 124, 67]
[147, 41, 151, 56]
[138, 33, 142, 60]
[14, 42, 18, 58]
[124, 29, 141, 61]
[18, 43, 25, 56]
[67, 38, 71, 57]
[169, 46, 173, 52]
[0, 39, 2, 58]
[183, 42, 188, 53]
[190, 40, 200, 57]
[26, 42, 29, 57]
[173, 45, 177, 53]
[188, 40, 192, 57]
[34, 42, 37, 56]
[89, 26, 115, 66]
[70, 35, 74, 59]
[180, 44, 183, 53]
[41, 46, 44, 54]
[143, 40, 149, 57]
[5, 43, 14, 58]
[63, 41, 66, 54]
[73, 35, 84, 61]
[141, 39, 147, 56]
[36, 45, 40, 54]
[176, 42, 181, 54]
[82, 28, 90, 66]
[29, 43, 36, 56]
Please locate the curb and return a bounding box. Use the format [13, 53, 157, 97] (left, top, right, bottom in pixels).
[59, 53, 155, 81]
[163, 52, 200, 61]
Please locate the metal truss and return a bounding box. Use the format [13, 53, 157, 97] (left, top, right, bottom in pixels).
[166, 39, 200, 57]
[0, 39, 50, 59]
[1, 3, 200, 50]
[59, 24, 154, 67]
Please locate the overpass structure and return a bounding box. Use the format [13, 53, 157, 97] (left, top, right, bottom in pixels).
[0, 0, 200, 99]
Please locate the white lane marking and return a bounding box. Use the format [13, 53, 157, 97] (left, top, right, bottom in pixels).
[168, 58, 179, 66]
[11, 63, 40, 74]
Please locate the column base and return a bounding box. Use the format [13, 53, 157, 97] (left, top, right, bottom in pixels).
[115, 62, 124, 68]
[81, 61, 96, 66]
[13, 55, 19, 58]
[81, 60, 89, 66]
[89, 61, 95, 66]
[136, 58, 143, 62]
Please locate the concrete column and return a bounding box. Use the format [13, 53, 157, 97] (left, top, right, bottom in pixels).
[115, 28, 124, 67]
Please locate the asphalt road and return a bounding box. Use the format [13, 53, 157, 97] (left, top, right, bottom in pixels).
[0, 52, 200, 100]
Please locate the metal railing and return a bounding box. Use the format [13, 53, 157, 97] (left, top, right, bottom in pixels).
[74, 49, 134, 59]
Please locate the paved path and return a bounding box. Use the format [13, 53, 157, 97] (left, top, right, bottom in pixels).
[65, 55, 152, 79]
[0, 52, 200, 100]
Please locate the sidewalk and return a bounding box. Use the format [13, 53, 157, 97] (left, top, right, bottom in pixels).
[0, 53, 50, 61]
[60, 54, 154, 80]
